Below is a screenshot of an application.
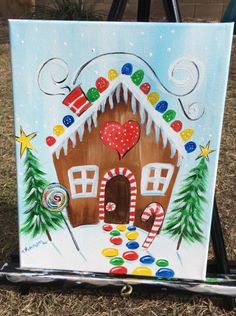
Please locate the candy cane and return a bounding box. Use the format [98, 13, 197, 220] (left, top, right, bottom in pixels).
[141, 202, 165, 249]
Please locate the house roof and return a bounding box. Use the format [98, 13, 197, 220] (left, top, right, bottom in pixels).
[49, 66, 197, 166]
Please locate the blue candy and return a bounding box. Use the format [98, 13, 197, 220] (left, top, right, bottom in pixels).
[155, 100, 168, 113]
[140, 255, 155, 264]
[156, 268, 175, 278]
[121, 63, 133, 75]
[63, 115, 75, 127]
[127, 226, 136, 231]
[126, 241, 139, 250]
[185, 141, 197, 153]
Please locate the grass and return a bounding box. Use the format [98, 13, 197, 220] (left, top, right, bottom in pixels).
[0, 24, 235, 315]
[24, 0, 104, 21]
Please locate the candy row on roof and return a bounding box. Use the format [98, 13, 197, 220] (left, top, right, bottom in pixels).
[46, 62, 197, 154]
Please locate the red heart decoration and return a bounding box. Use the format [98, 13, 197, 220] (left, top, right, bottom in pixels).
[100, 120, 140, 159]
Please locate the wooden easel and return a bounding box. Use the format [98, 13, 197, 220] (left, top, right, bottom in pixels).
[0, 0, 235, 311]
[108, 0, 235, 310]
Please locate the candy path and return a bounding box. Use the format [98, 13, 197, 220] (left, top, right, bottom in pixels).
[101, 223, 175, 278]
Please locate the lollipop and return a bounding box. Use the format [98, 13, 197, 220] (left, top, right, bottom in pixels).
[42, 183, 69, 212]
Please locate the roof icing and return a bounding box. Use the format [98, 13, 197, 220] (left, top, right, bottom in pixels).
[48, 64, 198, 165]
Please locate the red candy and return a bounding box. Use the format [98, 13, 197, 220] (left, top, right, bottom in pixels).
[140, 82, 151, 94]
[96, 77, 109, 93]
[110, 236, 123, 245]
[109, 266, 127, 275]
[122, 251, 139, 261]
[170, 120, 183, 132]
[46, 136, 56, 146]
[103, 224, 113, 232]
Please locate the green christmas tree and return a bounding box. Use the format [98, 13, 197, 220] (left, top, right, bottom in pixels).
[164, 141, 215, 250]
[21, 148, 64, 241]
[16, 128, 64, 241]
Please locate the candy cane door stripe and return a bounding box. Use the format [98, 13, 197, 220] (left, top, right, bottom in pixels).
[141, 202, 165, 249]
[99, 168, 137, 224]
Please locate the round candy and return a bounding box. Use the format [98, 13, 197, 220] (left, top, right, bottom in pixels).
[96, 77, 109, 93]
[180, 128, 194, 142]
[110, 230, 121, 236]
[170, 120, 182, 132]
[131, 70, 144, 86]
[106, 202, 116, 212]
[102, 248, 119, 257]
[63, 115, 74, 128]
[155, 268, 175, 278]
[140, 255, 155, 264]
[86, 87, 100, 102]
[116, 224, 126, 232]
[121, 63, 133, 75]
[110, 257, 124, 266]
[155, 100, 168, 113]
[147, 92, 160, 105]
[123, 251, 139, 261]
[140, 82, 151, 95]
[42, 183, 69, 212]
[102, 224, 113, 232]
[125, 231, 139, 240]
[46, 136, 56, 147]
[156, 259, 169, 267]
[108, 69, 118, 81]
[53, 124, 65, 137]
[163, 109, 176, 122]
[185, 141, 197, 153]
[109, 266, 127, 275]
[126, 241, 139, 250]
[110, 236, 123, 245]
[132, 266, 152, 276]
[127, 226, 136, 231]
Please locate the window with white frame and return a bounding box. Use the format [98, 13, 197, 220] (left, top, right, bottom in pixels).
[68, 165, 99, 199]
[141, 163, 174, 196]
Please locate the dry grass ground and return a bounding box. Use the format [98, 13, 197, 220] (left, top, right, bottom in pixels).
[0, 23, 235, 315]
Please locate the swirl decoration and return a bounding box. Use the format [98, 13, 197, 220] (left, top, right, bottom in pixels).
[38, 58, 71, 96]
[38, 52, 204, 120]
[72, 52, 205, 121]
[42, 183, 69, 212]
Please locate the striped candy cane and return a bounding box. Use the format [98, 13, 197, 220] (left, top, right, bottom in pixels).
[141, 202, 165, 249]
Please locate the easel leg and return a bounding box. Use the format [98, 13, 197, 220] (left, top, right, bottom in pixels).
[162, 0, 182, 22]
[107, 0, 128, 21]
[211, 197, 235, 310]
[137, 0, 151, 22]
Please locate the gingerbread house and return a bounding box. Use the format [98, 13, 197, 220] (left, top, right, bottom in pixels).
[48, 62, 196, 233]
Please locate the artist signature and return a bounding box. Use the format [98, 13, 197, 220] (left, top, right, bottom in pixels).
[21, 240, 48, 253]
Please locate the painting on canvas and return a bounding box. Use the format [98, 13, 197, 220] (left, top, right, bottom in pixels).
[9, 20, 233, 280]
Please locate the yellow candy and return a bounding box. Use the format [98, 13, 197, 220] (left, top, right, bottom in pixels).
[116, 224, 126, 232]
[147, 92, 160, 105]
[53, 124, 65, 137]
[180, 128, 194, 142]
[102, 248, 118, 257]
[125, 231, 139, 240]
[108, 69, 118, 81]
[132, 266, 153, 276]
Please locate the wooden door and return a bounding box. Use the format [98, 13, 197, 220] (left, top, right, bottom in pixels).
[104, 175, 130, 224]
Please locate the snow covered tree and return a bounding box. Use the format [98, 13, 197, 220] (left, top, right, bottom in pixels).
[20, 148, 64, 241]
[164, 142, 214, 250]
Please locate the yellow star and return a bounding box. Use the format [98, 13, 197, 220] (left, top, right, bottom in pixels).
[16, 127, 37, 157]
[196, 141, 215, 161]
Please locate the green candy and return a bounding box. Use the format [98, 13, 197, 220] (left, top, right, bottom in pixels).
[86, 87, 100, 102]
[131, 70, 144, 86]
[110, 230, 121, 236]
[156, 259, 169, 267]
[110, 257, 124, 266]
[163, 110, 176, 122]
